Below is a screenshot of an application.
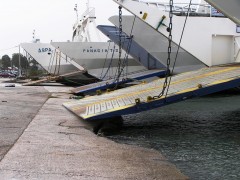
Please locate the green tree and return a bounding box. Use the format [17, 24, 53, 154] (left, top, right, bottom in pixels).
[12, 53, 29, 69]
[0, 59, 2, 69]
[1, 55, 11, 69]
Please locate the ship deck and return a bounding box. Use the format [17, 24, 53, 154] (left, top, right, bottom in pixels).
[63, 65, 240, 120]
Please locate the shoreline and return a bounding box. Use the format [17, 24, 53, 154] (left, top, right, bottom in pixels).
[0, 79, 188, 179]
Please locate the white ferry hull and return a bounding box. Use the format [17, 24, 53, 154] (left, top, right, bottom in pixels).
[51, 42, 146, 79]
[21, 43, 81, 75]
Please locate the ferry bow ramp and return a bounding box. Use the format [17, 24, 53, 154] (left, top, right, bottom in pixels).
[63, 66, 240, 121]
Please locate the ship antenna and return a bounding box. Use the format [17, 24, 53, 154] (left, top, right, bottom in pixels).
[74, 4, 79, 21]
[32, 29, 35, 42]
[86, 0, 90, 11]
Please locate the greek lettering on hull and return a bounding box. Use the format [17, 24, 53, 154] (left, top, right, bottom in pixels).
[38, 48, 52, 53]
[82, 48, 119, 53]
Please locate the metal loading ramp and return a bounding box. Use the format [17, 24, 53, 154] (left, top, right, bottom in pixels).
[63, 66, 240, 121]
[22, 71, 83, 86]
[22, 76, 62, 86]
[71, 69, 165, 94]
[97, 25, 166, 70]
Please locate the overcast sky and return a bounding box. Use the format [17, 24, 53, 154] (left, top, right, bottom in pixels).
[0, 0, 127, 57]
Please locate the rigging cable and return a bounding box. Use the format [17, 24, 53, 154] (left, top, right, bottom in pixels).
[99, 43, 116, 80]
[153, 0, 174, 99]
[57, 51, 61, 75]
[0, 45, 18, 52]
[113, 10, 136, 89]
[53, 50, 59, 76]
[47, 49, 54, 74]
[53, 49, 62, 76]
[99, 40, 112, 80]
[112, 6, 123, 86]
[164, 0, 193, 99]
[116, 15, 136, 80]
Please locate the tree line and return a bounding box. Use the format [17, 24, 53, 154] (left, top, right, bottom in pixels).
[0, 54, 29, 70]
[0, 53, 43, 77]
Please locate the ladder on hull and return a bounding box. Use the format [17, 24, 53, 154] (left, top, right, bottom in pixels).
[63, 65, 240, 121]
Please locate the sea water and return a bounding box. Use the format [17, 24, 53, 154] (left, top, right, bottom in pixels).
[108, 92, 240, 180]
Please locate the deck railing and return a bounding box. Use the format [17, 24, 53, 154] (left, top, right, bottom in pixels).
[133, 0, 224, 17]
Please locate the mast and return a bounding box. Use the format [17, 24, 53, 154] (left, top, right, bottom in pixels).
[86, 0, 90, 11]
[32, 29, 35, 42]
[74, 4, 79, 21]
[18, 45, 21, 76]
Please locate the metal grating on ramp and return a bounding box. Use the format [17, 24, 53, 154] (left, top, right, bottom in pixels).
[63, 66, 240, 120]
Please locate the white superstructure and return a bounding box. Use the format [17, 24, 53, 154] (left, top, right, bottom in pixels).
[51, 2, 146, 80]
[113, 0, 240, 67]
[22, 1, 145, 81]
[72, 6, 101, 42]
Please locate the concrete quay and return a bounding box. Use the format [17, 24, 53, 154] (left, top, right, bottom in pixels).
[0, 79, 188, 179]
